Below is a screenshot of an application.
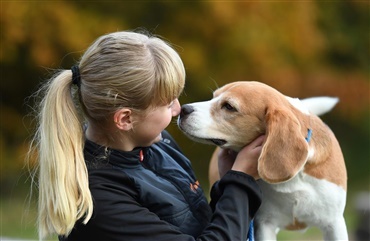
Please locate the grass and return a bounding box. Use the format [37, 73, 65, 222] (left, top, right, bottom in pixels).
[1, 195, 38, 240]
[0, 175, 58, 241]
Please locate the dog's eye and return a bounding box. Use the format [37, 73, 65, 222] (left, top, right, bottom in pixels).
[222, 102, 237, 112]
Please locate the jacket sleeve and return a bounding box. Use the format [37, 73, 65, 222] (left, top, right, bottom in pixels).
[62, 170, 261, 241]
[200, 170, 262, 241]
[209, 171, 261, 218]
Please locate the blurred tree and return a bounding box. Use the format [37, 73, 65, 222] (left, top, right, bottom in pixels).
[0, 1, 368, 194]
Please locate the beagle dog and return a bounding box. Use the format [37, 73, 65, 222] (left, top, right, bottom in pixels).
[178, 81, 348, 241]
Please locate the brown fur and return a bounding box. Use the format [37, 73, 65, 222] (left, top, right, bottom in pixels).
[285, 218, 308, 230]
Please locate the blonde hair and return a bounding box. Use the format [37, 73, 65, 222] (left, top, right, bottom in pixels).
[30, 30, 185, 239]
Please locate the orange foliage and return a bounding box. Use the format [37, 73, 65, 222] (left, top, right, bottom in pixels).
[0, 1, 368, 182]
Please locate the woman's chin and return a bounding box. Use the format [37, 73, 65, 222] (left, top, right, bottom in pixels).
[144, 133, 162, 146]
[153, 133, 163, 143]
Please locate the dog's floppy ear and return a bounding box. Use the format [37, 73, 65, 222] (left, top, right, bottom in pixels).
[258, 108, 309, 183]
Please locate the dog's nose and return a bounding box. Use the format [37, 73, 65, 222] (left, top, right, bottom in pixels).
[180, 105, 194, 118]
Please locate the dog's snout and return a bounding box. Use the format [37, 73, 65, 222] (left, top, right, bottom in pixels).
[180, 105, 194, 118]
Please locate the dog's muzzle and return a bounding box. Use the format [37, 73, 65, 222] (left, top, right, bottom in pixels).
[178, 104, 227, 147]
[180, 104, 194, 119]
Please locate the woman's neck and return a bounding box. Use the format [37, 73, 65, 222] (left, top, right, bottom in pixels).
[85, 122, 135, 152]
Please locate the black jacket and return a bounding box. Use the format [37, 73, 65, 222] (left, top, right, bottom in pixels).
[60, 131, 262, 241]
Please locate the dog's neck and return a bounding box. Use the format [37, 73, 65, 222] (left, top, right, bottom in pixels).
[292, 108, 347, 190]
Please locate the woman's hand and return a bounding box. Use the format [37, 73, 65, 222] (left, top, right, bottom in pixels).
[218, 135, 265, 180]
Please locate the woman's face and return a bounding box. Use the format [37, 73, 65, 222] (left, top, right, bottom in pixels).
[132, 99, 181, 147]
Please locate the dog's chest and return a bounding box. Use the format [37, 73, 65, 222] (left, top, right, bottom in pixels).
[256, 172, 347, 227]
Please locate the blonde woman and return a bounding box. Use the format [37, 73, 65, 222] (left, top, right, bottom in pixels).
[30, 30, 263, 241]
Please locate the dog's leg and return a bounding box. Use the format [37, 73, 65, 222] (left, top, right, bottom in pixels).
[254, 220, 278, 241]
[321, 216, 348, 241]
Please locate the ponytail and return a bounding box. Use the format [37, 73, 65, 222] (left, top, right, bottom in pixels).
[32, 70, 93, 239]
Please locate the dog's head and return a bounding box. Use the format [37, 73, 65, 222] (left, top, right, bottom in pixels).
[178, 81, 313, 183]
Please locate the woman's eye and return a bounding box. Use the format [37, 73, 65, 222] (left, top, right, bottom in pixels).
[222, 102, 237, 111]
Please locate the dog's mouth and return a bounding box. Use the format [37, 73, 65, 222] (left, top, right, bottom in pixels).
[206, 138, 227, 146]
[178, 118, 228, 146]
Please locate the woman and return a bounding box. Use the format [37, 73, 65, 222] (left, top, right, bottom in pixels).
[30, 30, 262, 241]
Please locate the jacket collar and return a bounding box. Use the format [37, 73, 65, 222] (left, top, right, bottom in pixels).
[84, 139, 149, 168]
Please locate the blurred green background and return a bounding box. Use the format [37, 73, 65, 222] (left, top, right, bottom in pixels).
[1, 1, 369, 240]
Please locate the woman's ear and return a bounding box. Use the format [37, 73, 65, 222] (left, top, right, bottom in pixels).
[258, 107, 309, 184]
[113, 108, 132, 131]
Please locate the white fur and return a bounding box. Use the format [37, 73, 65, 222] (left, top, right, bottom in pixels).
[178, 98, 215, 139]
[286, 96, 339, 116]
[256, 173, 348, 241]
[301, 97, 339, 116]
[286, 96, 310, 115]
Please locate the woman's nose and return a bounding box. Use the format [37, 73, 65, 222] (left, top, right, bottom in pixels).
[172, 99, 181, 116]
